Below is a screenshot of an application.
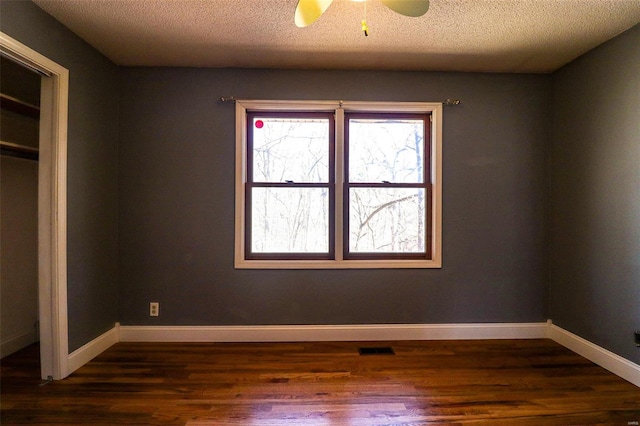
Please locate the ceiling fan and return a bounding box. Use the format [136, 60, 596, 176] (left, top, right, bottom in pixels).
[295, 0, 430, 36]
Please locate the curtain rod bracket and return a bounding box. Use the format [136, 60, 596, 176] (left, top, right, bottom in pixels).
[443, 99, 461, 106]
[219, 96, 236, 103]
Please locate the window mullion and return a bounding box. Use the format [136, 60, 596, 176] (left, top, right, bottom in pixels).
[334, 108, 345, 261]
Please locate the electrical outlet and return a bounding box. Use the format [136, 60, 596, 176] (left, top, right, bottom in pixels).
[150, 302, 159, 317]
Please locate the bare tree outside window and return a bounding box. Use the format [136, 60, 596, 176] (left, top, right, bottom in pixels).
[346, 114, 429, 257]
[247, 113, 334, 257]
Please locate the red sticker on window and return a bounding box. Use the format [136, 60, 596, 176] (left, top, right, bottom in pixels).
[255, 120, 264, 129]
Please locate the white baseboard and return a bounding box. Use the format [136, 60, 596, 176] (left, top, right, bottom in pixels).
[1, 328, 38, 358]
[118, 322, 549, 343]
[67, 325, 119, 375]
[547, 323, 640, 387]
[64, 322, 640, 389]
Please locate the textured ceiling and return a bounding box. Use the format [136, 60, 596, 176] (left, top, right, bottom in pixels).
[33, 0, 640, 73]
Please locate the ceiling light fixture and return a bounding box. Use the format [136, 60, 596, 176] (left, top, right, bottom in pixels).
[295, 0, 429, 36]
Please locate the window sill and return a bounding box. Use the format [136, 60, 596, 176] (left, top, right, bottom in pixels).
[234, 258, 442, 269]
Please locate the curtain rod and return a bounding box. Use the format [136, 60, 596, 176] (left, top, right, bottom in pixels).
[219, 97, 462, 106]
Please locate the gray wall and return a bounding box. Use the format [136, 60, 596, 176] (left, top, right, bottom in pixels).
[1, 1, 120, 352]
[549, 24, 640, 364]
[118, 68, 549, 326]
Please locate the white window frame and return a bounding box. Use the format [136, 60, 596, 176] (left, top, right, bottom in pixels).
[235, 100, 442, 269]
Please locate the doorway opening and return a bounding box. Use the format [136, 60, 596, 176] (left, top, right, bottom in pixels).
[1, 56, 41, 364]
[1, 32, 69, 380]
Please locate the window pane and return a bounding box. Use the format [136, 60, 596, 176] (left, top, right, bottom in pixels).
[348, 118, 424, 183]
[251, 187, 329, 253]
[252, 117, 329, 183]
[349, 187, 426, 253]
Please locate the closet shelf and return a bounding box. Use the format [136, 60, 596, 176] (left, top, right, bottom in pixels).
[1, 140, 39, 161]
[1, 93, 40, 119]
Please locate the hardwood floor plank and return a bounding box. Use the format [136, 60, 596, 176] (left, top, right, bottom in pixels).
[2, 339, 639, 425]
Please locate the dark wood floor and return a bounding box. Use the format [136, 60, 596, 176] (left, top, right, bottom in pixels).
[2, 339, 639, 425]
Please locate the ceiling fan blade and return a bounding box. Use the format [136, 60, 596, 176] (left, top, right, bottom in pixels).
[295, 0, 334, 27]
[379, 0, 429, 17]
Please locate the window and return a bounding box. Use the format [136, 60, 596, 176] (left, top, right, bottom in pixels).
[246, 112, 335, 259]
[345, 113, 430, 260]
[235, 100, 442, 269]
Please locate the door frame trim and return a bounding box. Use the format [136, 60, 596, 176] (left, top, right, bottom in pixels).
[1, 32, 69, 380]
